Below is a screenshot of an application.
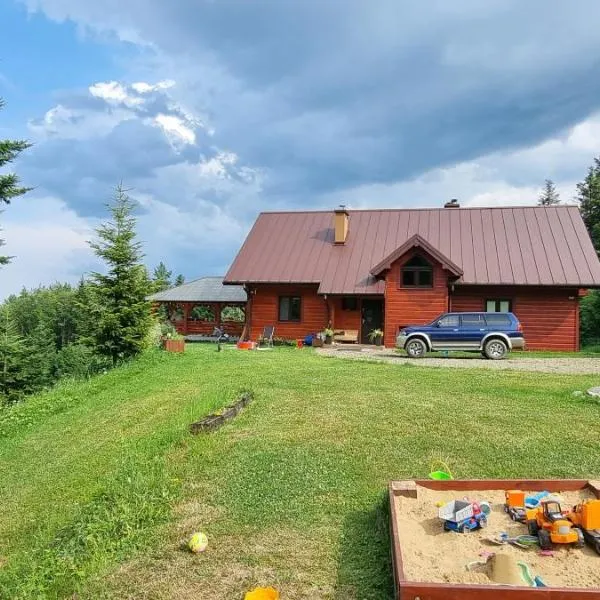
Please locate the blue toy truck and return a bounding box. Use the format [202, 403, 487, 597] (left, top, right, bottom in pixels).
[439, 500, 489, 533]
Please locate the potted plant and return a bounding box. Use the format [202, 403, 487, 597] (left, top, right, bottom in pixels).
[161, 322, 185, 353]
[323, 327, 334, 345]
[368, 328, 384, 346]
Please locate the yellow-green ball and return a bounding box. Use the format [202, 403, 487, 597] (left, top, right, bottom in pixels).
[188, 532, 208, 553]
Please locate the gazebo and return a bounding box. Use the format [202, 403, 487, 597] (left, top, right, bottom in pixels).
[148, 277, 247, 340]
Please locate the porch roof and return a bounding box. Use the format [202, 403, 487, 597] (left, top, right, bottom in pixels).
[147, 277, 247, 303]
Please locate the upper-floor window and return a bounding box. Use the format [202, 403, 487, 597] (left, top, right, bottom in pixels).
[401, 255, 433, 288]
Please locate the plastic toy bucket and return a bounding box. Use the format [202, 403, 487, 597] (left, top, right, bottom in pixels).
[428, 460, 453, 481]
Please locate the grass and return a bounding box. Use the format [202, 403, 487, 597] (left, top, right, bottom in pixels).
[1, 345, 600, 598]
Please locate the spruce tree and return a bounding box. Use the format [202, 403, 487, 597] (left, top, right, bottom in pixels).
[88, 185, 153, 365]
[152, 261, 173, 292]
[0, 305, 27, 403]
[538, 179, 560, 206]
[1, 97, 31, 265]
[576, 157, 600, 254]
[174, 274, 185, 286]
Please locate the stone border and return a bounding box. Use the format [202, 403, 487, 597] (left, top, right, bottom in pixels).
[189, 391, 253, 434]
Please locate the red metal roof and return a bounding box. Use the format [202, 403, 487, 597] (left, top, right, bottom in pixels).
[224, 206, 600, 294]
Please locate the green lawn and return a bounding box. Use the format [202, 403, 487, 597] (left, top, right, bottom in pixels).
[1, 346, 600, 599]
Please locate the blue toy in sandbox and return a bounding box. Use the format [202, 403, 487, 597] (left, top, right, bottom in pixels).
[439, 500, 491, 533]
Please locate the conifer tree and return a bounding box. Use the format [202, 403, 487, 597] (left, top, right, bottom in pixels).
[88, 185, 153, 365]
[576, 157, 600, 254]
[538, 179, 560, 206]
[0, 305, 27, 403]
[152, 261, 173, 292]
[174, 274, 185, 286]
[1, 97, 31, 265]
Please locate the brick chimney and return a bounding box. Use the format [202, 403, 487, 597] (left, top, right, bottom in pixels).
[444, 198, 460, 208]
[334, 205, 349, 244]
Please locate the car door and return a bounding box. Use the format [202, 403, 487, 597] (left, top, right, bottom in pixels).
[428, 314, 460, 349]
[459, 313, 486, 348]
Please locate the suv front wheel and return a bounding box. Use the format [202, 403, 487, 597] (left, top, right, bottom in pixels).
[405, 338, 427, 358]
[483, 338, 508, 360]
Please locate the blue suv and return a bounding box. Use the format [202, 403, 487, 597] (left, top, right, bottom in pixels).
[396, 312, 525, 359]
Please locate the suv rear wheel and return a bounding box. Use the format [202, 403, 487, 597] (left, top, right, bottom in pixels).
[483, 338, 508, 360]
[405, 338, 427, 358]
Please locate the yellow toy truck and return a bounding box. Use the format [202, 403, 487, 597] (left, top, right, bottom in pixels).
[526, 500, 584, 550]
[567, 499, 600, 555]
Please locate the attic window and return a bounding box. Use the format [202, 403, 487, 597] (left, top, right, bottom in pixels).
[401, 255, 433, 288]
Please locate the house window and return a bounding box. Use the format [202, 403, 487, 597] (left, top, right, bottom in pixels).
[401, 255, 433, 288]
[342, 297, 358, 311]
[279, 296, 301, 322]
[486, 299, 512, 313]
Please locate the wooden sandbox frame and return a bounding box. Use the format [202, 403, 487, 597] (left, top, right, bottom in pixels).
[389, 479, 600, 600]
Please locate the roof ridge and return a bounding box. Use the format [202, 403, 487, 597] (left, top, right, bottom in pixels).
[258, 205, 577, 216]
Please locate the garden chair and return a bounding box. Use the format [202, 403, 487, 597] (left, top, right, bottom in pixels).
[260, 325, 275, 347]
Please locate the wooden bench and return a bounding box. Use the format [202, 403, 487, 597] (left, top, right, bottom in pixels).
[333, 329, 359, 343]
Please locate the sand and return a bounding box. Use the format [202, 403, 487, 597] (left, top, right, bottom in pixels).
[394, 486, 600, 589]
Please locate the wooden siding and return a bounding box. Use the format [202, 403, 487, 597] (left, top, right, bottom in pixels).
[248, 284, 328, 341]
[384, 251, 450, 347]
[329, 297, 361, 334]
[451, 286, 580, 351]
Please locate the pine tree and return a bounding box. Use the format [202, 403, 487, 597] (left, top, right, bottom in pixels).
[1, 97, 32, 265]
[0, 305, 27, 403]
[152, 261, 173, 292]
[538, 179, 560, 206]
[576, 157, 600, 254]
[174, 274, 185, 286]
[88, 185, 153, 365]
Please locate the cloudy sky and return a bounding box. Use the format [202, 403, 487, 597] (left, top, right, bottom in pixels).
[2, 0, 600, 297]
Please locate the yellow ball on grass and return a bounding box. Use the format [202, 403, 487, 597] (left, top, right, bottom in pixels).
[188, 532, 208, 553]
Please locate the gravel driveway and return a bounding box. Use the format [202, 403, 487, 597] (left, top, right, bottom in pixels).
[316, 347, 600, 374]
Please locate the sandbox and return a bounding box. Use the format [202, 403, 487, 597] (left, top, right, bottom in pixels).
[389, 479, 600, 599]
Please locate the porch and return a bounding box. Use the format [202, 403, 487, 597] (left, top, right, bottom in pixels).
[147, 276, 248, 341]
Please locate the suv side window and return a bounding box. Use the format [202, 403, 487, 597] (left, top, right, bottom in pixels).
[484, 313, 511, 328]
[461, 314, 484, 327]
[437, 314, 459, 328]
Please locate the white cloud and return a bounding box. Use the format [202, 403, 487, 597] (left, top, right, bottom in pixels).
[152, 113, 195, 146]
[198, 151, 238, 178]
[131, 80, 175, 94]
[28, 103, 134, 140]
[1, 197, 98, 298]
[89, 81, 144, 107]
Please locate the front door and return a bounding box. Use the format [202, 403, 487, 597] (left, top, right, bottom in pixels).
[361, 299, 384, 344]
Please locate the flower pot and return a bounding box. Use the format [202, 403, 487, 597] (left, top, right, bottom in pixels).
[312, 338, 324, 348]
[325, 335, 333, 345]
[374, 337, 382, 347]
[164, 338, 185, 352]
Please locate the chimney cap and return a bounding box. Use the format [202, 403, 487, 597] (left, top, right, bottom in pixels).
[335, 204, 349, 214]
[444, 198, 460, 208]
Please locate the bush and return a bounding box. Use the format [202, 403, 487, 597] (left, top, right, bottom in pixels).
[580, 290, 600, 346]
[54, 344, 106, 379]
